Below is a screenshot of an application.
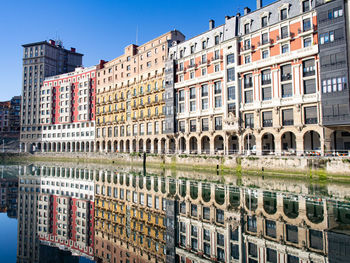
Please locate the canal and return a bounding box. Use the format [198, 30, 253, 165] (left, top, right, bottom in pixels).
[0, 162, 349, 263]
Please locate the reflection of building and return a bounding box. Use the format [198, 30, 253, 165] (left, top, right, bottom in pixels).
[17, 165, 95, 262]
[0, 177, 18, 218]
[17, 166, 41, 263]
[37, 167, 95, 260]
[94, 171, 168, 262]
[92, 167, 350, 263]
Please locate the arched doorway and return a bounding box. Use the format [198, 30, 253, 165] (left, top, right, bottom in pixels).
[125, 140, 130, 153]
[304, 131, 321, 155]
[179, 137, 186, 154]
[331, 130, 350, 155]
[201, 136, 210, 154]
[214, 135, 224, 154]
[102, 141, 106, 152]
[96, 141, 100, 152]
[132, 139, 137, 153]
[189, 137, 197, 154]
[153, 139, 159, 154]
[139, 139, 144, 152]
[244, 134, 256, 155]
[281, 131, 296, 155]
[146, 139, 151, 153]
[228, 135, 239, 154]
[67, 142, 71, 152]
[119, 140, 124, 153]
[113, 141, 118, 152]
[169, 138, 175, 153]
[161, 138, 166, 154]
[262, 133, 275, 155]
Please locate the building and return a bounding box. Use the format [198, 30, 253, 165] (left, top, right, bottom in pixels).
[95, 31, 185, 153]
[21, 40, 83, 152]
[39, 66, 97, 153]
[37, 166, 95, 260]
[165, 17, 240, 155]
[94, 171, 168, 263]
[0, 177, 18, 218]
[9, 96, 21, 139]
[0, 101, 11, 137]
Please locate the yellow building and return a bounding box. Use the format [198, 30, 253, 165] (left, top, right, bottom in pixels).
[96, 31, 185, 153]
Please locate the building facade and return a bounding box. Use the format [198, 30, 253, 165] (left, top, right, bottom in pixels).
[40, 66, 97, 153]
[21, 40, 83, 152]
[95, 31, 185, 153]
[166, 17, 240, 155]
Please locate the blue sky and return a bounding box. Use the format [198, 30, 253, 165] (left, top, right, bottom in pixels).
[0, 0, 274, 101]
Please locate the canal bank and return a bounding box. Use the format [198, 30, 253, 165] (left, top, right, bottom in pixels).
[1, 152, 350, 177]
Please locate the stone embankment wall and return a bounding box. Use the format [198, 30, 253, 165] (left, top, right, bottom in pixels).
[2, 152, 350, 175]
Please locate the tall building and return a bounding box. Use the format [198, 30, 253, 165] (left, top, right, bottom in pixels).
[0, 101, 11, 137]
[95, 31, 185, 153]
[40, 66, 97, 153]
[21, 40, 83, 152]
[9, 96, 21, 139]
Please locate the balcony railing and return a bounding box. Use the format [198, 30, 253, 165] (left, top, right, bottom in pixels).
[282, 120, 294, 126]
[263, 120, 273, 127]
[305, 118, 317, 124]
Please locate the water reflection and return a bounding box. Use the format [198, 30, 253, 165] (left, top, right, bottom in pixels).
[0, 163, 349, 263]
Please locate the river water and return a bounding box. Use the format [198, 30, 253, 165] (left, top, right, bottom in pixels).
[0, 162, 349, 263]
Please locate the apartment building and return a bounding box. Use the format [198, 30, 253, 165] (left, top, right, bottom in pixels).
[37, 167, 95, 260]
[40, 66, 97, 153]
[21, 40, 83, 152]
[165, 17, 240, 155]
[0, 96, 21, 140]
[95, 31, 185, 153]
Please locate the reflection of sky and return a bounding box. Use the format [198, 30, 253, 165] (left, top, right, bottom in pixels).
[0, 213, 17, 263]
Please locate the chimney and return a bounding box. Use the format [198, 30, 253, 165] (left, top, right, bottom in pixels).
[49, 39, 55, 46]
[209, 19, 215, 30]
[257, 0, 262, 9]
[70, 47, 76, 53]
[244, 7, 251, 15]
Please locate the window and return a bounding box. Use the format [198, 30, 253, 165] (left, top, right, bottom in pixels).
[280, 8, 287, 20]
[286, 224, 298, 243]
[262, 50, 269, 59]
[287, 255, 299, 263]
[245, 90, 253, 103]
[201, 84, 208, 97]
[281, 26, 289, 39]
[304, 106, 317, 124]
[261, 16, 268, 27]
[244, 23, 250, 34]
[214, 82, 221, 94]
[215, 96, 222, 108]
[179, 121, 185, 132]
[309, 229, 323, 250]
[202, 68, 207, 76]
[266, 220, 276, 238]
[303, 18, 311, 31]
[267, 248, 277, 263]
[191, 204, 197, 217]
[202, 118, 209, 131]
[190, 45, 195, 54]
[216, 209, 224, 223]
[202, 40, 207, 49]
[228, 86, 235, 100]
[248, 242, 257, 258]
[262, 87, 272, 100]
[262, 33, 269, 45]
[282, 83, 293, 98]
[282, 44, 289, 54]
[244, 39, 251, 50]
[203, 207, 210, 220]
[304, 37, 312, 47]
[281, 64, 292, 81]
[215, 35, 220, 45]
[190, 120, 196, 132]
[227, 54, 235, 64]
[262, 70, 271, 85]
[215, 117, 222, 130]
[322, 77, 347, 93]
[262, 111, 273, 127]
[302, 0, 310, 12]
[304, 79, 316, 94]
[202, 54, 207, 63]
[227, 68, 235, 82]
[303, 59, 315, 77]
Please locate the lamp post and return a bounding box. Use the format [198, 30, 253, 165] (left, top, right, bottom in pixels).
[247, 126, 251, 156]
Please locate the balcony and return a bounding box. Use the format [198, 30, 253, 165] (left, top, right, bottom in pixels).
[281, 74, 292, 82]
[303, 70, 315, 77]
[282, 120, 294, 126]
[261, 79, 271, 86]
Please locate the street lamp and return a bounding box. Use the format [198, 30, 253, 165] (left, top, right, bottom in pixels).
[247, 126, 251, 156]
